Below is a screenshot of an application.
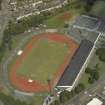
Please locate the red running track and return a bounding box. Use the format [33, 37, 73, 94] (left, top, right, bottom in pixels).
[10, 33, 78, 93]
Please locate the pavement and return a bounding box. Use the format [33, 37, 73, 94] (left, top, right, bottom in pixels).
[0, 0, 11, 42]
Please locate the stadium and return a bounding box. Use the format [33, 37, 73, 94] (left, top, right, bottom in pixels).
[9, 15, 102, 93]
[9, 15, 103, 92]
[9, 33, 78, 92]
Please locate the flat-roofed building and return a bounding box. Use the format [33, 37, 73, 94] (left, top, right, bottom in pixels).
[87, 98, 103, 105]
[56, 39, 94, 91]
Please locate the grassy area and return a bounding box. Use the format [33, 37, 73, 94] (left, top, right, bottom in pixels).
[14, 38, 69, 84]
[32, 92, 49, 105]
[90, 1, 105, 18]
[80, 53, 105, 88]
[34, 97, 44, 105]
[44, 1, 85, 28]
[44, 12, 73, 28]
[33, 96, 44, 105]
[80, 73, 90, 88]
[88, 54, 105, 75]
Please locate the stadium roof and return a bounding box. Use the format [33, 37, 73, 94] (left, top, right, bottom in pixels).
[87, 98, 103, 105]
[57, 39, 94, 86]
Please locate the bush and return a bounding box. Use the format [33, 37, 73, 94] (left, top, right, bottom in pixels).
[88, 76, 95, 84]
[0, 92, 30, 105]
[85, 67, 92, 74]
[51, 100, 60, 105]
[59, 90, 71, 103]
[96, 48, 105, 62]
[74, 83, 85, 93]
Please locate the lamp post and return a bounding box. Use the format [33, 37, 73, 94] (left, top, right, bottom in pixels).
[47, 78, 52, 94]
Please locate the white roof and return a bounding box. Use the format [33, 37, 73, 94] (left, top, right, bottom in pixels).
[87, 98, 103, 105]
[17, 50, 23, 55]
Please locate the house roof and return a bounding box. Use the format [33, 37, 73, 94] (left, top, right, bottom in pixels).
[87, 98, 103, 105]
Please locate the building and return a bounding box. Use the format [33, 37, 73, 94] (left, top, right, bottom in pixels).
[56, 39, 95, 91]
[9, 0, 68, 20]
[87, 98, 103, 105]
[56, 15, 104, 92]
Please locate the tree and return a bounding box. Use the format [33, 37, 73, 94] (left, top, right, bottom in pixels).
[2, 28, 13, 50]
[59, 90, 71, 103]
[74, 83, 85, 93]
[51, 100, 60, 105]
[64, 23, 69, 28]
[0, 0, 2, 10]
[0, 92, 30, 105]
[88, 76, 95, 84]
[93, 71, 99, 81]
[87, 64, 100, 84]
[84, 0, 96, 12]
[96, 48, 105, 62]
[85, 67, 92, 74]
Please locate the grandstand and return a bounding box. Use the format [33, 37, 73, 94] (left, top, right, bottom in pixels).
[56, 39, 94, 91]
[56, 15, 104, 92]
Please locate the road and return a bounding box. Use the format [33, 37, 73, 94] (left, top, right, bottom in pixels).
[0, 0, 11, 42]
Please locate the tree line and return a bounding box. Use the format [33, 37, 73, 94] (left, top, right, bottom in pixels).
[96, 48, 105, 62]
[51, 63, 100, 105]
[85, 64, 100, 84]
[0, 92, 31, 105]
[0, 0, 2, 10]
[51, 83, 85, 105]
[84, 0, 97, 12]
[0, 13, 49, 62]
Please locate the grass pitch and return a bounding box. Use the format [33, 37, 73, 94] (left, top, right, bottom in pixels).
[16, 38, 69, 84]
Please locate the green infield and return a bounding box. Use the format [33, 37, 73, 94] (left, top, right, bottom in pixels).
[16, 38, 69, 84]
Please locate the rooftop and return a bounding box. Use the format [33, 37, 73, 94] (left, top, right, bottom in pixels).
[87, 98, 103, 105]
[57, 39, 94, 86]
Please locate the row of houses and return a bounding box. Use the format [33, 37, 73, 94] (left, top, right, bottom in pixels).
[9, 0, 68, 20]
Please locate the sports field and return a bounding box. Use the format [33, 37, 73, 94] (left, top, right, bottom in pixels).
[17, 38, 69, 84]
[10, 33, 78, 92]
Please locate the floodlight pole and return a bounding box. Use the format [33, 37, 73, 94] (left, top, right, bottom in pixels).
[47, 79, 52, 94]
[47, 79, 58, 98]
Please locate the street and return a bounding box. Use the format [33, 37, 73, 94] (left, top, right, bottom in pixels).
[0, 0, 11, 42]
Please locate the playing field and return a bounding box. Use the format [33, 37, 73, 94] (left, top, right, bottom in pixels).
[10, 33, 78, 92]
[17, 38, 69, 84]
